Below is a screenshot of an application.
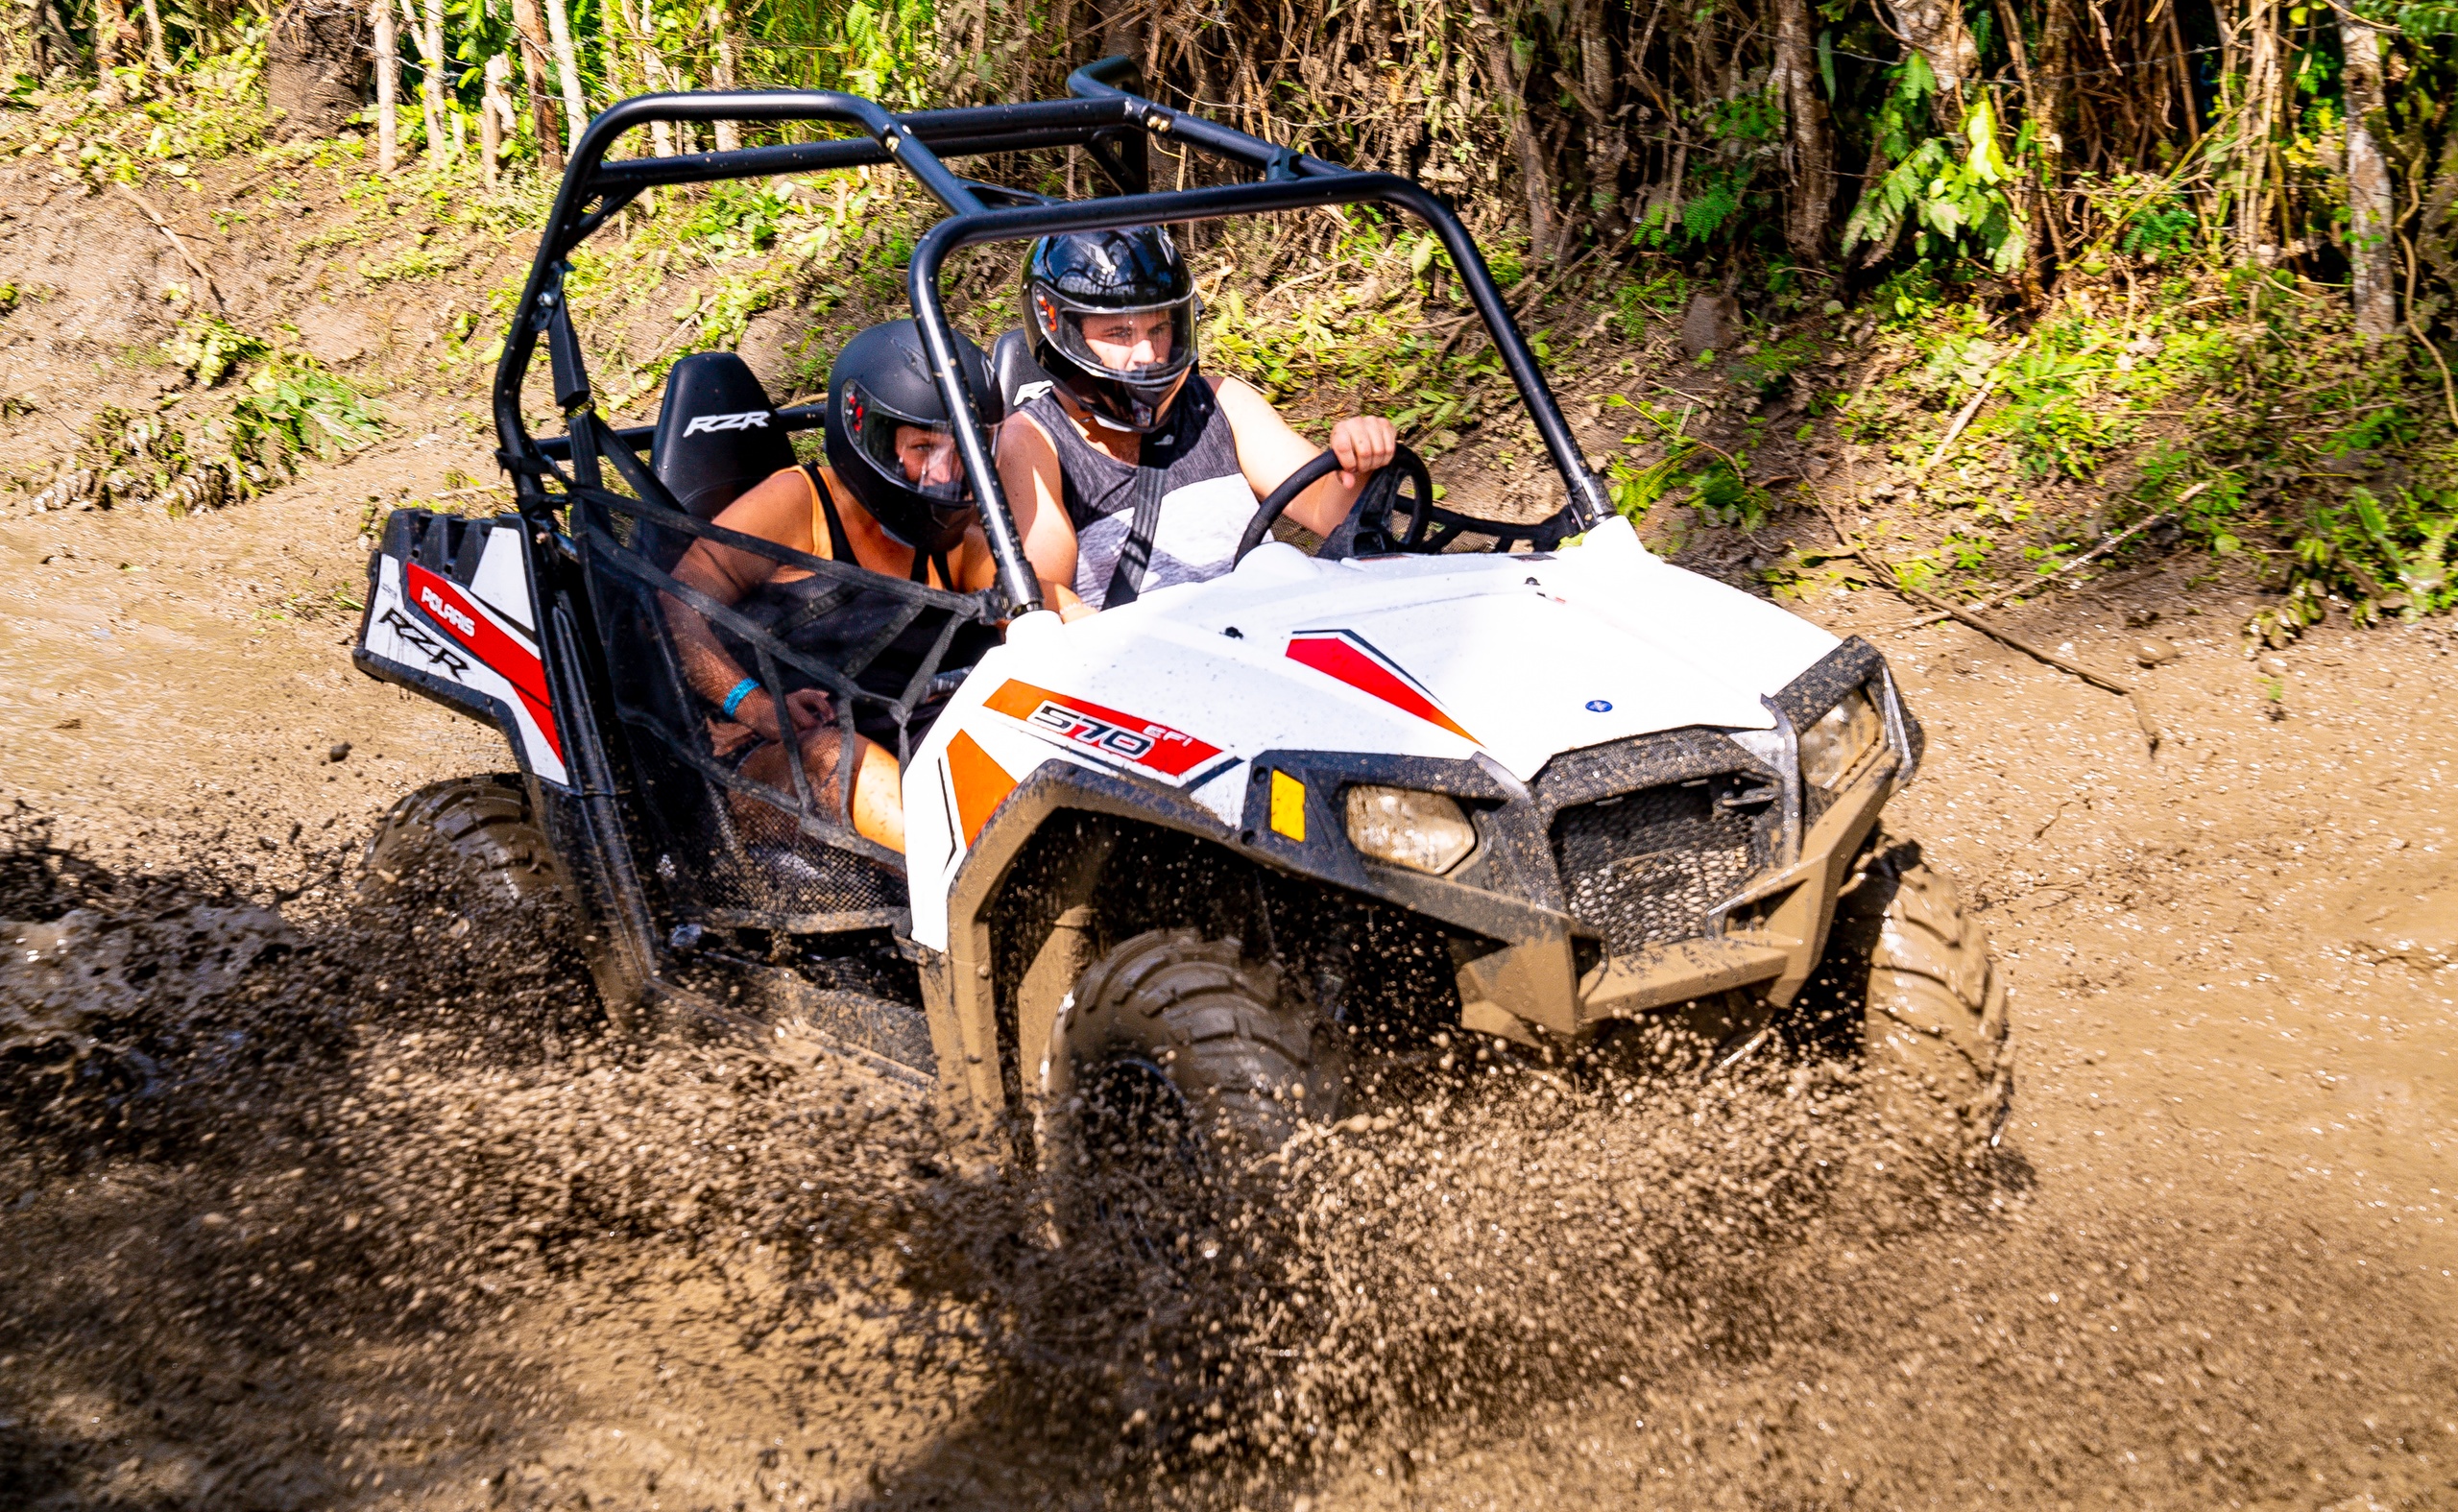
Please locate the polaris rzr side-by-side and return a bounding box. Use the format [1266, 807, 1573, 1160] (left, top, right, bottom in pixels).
[353, 58, 2012, 1166]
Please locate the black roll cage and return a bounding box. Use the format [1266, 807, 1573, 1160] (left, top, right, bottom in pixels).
[494, 55, 1610, 616]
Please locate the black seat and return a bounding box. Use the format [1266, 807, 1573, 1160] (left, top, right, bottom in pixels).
[640, 352, 798, 566]
[990, 328, 1055, 415]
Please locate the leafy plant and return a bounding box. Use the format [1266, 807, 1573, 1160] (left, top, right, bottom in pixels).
[1841, 65, 2028, 275]
[213, 358, 383, 491]
[165, 314, 269, 387]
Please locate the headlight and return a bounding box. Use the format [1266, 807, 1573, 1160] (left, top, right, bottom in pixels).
[1344, 784, 1476, 875]
[1797, 687, 1883, 789]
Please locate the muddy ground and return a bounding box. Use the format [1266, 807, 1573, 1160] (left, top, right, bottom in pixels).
[4, 151, 2457, 1511]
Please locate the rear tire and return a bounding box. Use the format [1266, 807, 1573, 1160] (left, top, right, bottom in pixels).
[1042, 928, 1345, 1167]
[362, 776, 603, 1027]
[365, 775, 564, 910]
[1822, 842, 2013, 1161]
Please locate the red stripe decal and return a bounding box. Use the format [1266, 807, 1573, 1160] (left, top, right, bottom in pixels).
[1285, 630, 1478, 744]
[405, 562, 563, 761]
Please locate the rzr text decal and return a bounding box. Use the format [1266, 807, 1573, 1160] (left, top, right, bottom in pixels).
[378, 605, 471, 676]
[681, 410, 773, 437]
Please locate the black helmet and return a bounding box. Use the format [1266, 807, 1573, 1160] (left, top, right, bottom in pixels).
[1022, 226, 1199, 434]
[823, 319, 998, 551]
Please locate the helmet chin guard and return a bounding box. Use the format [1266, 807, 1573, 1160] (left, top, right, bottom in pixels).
[1023, 227, 1200, 435]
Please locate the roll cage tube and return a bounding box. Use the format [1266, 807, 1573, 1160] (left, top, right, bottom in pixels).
[489, 62, 1610, 616]
[907, 174, 1613, 612]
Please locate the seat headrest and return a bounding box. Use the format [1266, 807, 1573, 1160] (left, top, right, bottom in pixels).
[990, 328, 1056, 417]
[648, 351, 799, 520]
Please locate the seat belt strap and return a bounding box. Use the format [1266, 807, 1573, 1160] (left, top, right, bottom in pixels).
[1101, 460, 1169, 609]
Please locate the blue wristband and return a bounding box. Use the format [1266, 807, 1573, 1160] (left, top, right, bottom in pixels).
[721, 677, 759, 719]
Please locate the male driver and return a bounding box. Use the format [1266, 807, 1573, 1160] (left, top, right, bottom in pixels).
[996, 226, 1397, 618]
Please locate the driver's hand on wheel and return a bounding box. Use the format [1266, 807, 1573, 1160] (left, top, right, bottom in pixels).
[1330, 416, 1397, 491]
[741, 686, 833, 743]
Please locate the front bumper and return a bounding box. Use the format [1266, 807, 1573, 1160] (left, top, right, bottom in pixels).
[1446, 743, 1896, 1040]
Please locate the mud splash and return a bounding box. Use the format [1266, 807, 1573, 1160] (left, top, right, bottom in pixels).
[3, 809, 2452, 1509]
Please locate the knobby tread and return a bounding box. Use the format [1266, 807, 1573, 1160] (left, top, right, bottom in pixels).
[1849, 852, 2014, 1157]
[1050, 927, 1346, 1155]
[366, 775, 564, 909]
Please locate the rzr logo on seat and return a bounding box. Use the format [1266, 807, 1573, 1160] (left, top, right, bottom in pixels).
[682, 410, 772, 437]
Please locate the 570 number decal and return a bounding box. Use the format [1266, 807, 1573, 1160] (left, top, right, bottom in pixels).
[984, 680, 1224, 781]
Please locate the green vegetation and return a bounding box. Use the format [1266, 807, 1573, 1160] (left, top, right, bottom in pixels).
[6, 0, 2457, 649]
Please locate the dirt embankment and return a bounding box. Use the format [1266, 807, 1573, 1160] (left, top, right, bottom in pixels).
[4, 143, 2457, 1511]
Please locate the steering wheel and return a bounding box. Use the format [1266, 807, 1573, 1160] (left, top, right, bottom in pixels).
[1233, 443, 1434, 564]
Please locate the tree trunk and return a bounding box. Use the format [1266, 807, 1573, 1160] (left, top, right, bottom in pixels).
[1465, 0, 1556, 263]
[604, 0, 670, 156]
[511, 0, 563, 171]
[422, 0, 447, 165]
[94, 0, 127, 105]
[482, 53, 510, 186]
[1560, 0, 1632, 242]
[395, 0, 438, 161]
[371, 0, 398, 171]
[1877, 0, 1978, 128]
[266, 0, 370, 138]
[138, 0, 170, 69]
[1773, 0, 1832, 261]
[2234, 0, 2279, 262]
[711, 1, 739, 152]
[1098, 0, 1144, 69]
[543, 0, 587, 157]
[37, 0, 79, 76]
[2030, 0, 2075, 262]
[2341, 12, 2396, 334]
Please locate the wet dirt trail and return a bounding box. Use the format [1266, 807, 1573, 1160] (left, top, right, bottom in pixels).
[2, 169, 2455, 1502]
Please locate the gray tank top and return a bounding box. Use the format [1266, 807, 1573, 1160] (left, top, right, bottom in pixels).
[1022, 378, 1256, 611]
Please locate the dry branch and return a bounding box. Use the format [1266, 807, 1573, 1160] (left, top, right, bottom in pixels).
[1817, 471, 2161, 754]
[113, 183, 225, 311]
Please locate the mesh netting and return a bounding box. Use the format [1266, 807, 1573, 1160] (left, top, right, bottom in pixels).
[556, 413, 1000, 931]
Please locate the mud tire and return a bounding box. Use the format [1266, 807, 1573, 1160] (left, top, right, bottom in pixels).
[365, 775, 565, 910]
[1043, 928, 1345, 1164]
[361, 776, 603, 1024]
[1827, 842, 2012, 1160]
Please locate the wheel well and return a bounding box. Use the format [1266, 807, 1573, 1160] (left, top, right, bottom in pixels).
[983, 813, 1462, 1115]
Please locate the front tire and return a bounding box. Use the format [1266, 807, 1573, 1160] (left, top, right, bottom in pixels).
[364, 775, 564, 910]
[1041, 928, 1345, 1167]
[1820, 842, 2013, 1160]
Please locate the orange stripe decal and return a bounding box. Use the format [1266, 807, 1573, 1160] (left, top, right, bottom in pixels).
[946, 730, 1016, 847]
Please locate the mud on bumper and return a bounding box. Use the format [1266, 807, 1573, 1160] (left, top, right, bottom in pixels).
[1450, 742, 1899, 1042]
[932, 640, 1916, 1112]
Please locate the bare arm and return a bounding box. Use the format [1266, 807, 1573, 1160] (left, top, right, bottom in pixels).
[1213, 375, 1398, 539]
[995, 411, 1097, 621]
[662, 468, 830, 740]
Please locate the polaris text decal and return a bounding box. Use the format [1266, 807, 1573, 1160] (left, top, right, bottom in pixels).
[403, 562, 564, 762]
[682, 410, 773, 437]
[984, 680, 1225, 781]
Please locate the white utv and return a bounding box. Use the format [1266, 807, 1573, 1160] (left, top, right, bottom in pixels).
[351, 59, 2012, 1168]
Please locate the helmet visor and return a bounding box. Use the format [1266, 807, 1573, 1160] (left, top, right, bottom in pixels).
[1031, 286, 1202, 395]
[844, 378, 971, 505]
